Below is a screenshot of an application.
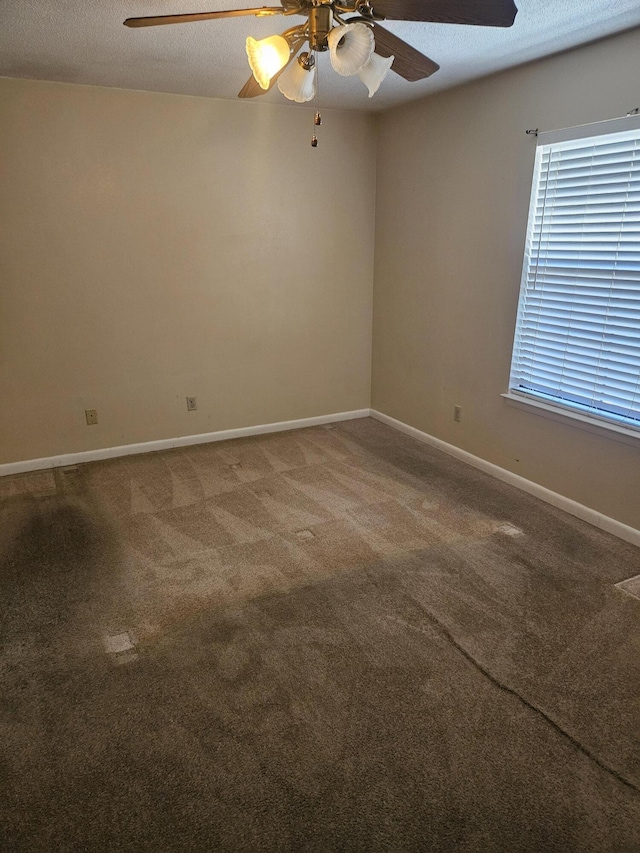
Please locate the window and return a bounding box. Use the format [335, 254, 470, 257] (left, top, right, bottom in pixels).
[508, 115, 640, 435]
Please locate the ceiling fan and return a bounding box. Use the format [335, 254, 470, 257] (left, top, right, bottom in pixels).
[124, 0, 518, 105]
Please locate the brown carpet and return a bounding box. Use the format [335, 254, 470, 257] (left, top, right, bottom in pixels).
[1, 417, 639, 851]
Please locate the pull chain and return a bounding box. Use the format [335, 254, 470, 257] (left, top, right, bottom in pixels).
[311, 54, 321, 147]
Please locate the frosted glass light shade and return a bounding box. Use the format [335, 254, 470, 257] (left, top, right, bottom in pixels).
[277, 55, 316, 102]
[358, 51, 394, 97]
[328, 23, 374, 77]
[246, 34, 290, 90]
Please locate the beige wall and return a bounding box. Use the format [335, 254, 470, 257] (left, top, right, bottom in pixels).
[3, 31, 640, 531]
[373, 28, 640, 530]
[0, 78, 375, 463]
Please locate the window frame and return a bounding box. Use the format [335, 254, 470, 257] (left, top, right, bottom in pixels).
[507, 114, 640, 442]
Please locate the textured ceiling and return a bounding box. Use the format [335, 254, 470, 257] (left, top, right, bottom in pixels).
[1, 0, 640, 112]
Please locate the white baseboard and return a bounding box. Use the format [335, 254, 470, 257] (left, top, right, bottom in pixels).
[0, 409, 372, 478]
[5, 405, 638, 549]
[371, 409, 640, 549]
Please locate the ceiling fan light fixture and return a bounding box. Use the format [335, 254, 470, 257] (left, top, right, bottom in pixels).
[328, 23, 374, 77]
[246, 34, 290, 90]
[358, 50, 394, 97]
[125, 0, 520, 108]
[277, 51, 316, 103]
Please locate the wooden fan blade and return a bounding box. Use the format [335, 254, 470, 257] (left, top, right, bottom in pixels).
[124, 8, 284, 27]
[371, 23, 439, 81]
[238, 75, 267, 98]
[369, 0, 518, 27]
[238, 36, 305, 97]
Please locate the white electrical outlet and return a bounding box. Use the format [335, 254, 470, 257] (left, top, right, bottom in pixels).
[454, 405, 462, 423]
[186, 397, 197, 411]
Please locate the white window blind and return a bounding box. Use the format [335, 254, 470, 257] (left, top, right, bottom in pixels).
[509, 115, 640, 433]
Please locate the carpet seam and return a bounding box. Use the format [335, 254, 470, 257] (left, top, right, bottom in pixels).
[392, 611, 640, 795]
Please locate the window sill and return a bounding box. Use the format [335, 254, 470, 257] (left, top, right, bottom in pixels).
[501, 392, 640, 449]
